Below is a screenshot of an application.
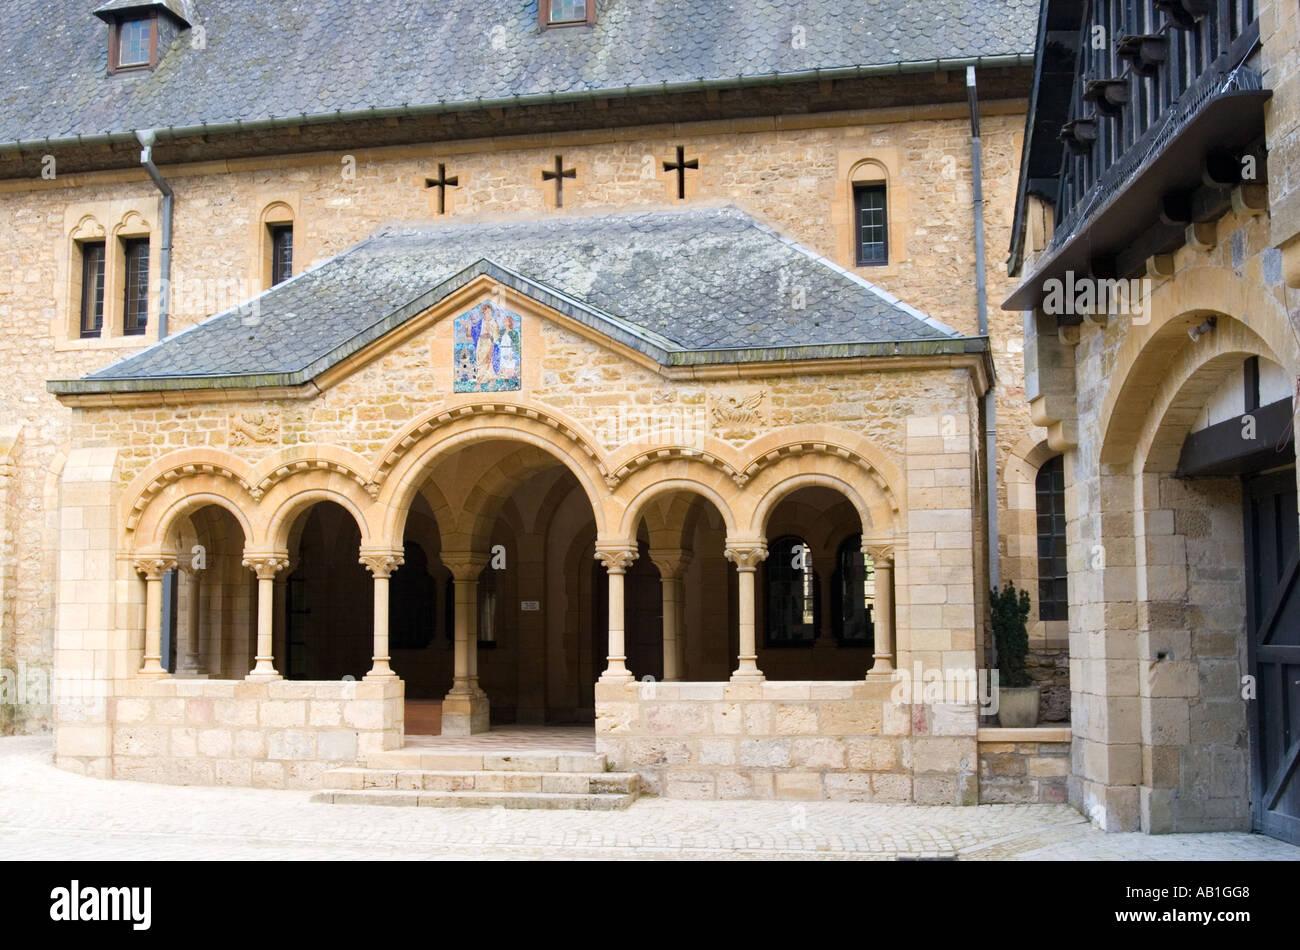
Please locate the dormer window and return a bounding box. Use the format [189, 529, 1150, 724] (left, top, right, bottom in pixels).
[117, 17, 154, 68]
[541, 0, 594, 28]
[95, 1, 193, 74]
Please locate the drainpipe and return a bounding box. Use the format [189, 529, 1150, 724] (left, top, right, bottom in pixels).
[968, 66, 1000, 668]
[136, 129, 172, 339]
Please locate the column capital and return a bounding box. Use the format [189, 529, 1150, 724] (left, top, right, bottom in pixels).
[132, 553, 178, 580]
[359, 548, 405, 578]
[862, 539, 898, 564]
[648, 547, 692, 579]
[441, 550, 489, 581]
[724, 538, 768, 571]
[242, 552, 291, 580]
[595, 540, 639, 574]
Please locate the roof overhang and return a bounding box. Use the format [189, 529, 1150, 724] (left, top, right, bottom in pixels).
[93, 0, 192, 27]
[1003, 86, 1271, 312]
[48, 257, 992, 405]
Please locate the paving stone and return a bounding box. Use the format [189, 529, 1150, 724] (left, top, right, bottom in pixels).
[2, 736, 1298, 861]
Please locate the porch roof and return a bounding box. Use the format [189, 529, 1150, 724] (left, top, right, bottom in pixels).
[50, 205, 986, 395]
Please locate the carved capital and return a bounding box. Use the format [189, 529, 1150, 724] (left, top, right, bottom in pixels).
[132, 554, 178, 581]
[595, 541, 639, 574]
[441, 551, 490, 581]
[359, 549, 405, 578]
[862, 541, 896, 566]
[242, 553, 291, 581]
[724, 541, 768, 570]
[648, 548, 692, 579]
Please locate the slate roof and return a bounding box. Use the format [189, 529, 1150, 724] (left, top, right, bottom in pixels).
[52, 206, 979, 394]
[3, 0, 1038, 147]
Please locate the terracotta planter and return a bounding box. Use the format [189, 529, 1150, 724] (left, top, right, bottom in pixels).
[998, 686, 1040, 728]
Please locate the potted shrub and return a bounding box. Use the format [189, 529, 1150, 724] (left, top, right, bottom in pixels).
[991, 582, 1038, 727]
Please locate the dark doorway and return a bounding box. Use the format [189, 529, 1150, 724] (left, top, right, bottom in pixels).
[1244, 467, 1300, 845]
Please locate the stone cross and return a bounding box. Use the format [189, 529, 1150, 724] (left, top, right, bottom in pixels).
[542, 154, 576, 208]
[663, 145, 699, 199]
[424, 163, 458, 215]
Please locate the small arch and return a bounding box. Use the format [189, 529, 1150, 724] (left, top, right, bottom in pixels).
[264, 486, 375, 552]
[140, 491, 257, 557]
[747, 469, 877, 539]
[617, 477, 739, 538]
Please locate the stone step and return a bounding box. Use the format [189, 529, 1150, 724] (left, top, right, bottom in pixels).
[311, 788, 638, 811]
[363, 749, 606, 773]
[322, 767, 638, 795]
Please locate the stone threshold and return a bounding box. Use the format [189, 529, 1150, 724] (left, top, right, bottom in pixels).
[977, 726, 1072, 743]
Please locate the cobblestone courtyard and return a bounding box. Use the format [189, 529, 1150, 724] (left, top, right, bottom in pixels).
[1, 737, 1296, 860]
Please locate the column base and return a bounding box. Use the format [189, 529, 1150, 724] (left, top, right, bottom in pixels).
[599, 657, 634, 684]
[246, 661, 282, 682]
[441, 691, 490, 735]
[364, 659, 397, 680]
[867, 657, 896, 679]
[729, 666, 765, 684]
[174, 670, 210, 680]
[138, 658, 167, 677]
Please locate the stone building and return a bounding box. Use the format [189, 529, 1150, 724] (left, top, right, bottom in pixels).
[0, 0, 1079, 806]
[1005, 0, 1300, 843]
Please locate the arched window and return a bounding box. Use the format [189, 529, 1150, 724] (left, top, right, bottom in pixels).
[832, 535, 875, 647]
[258, 202, 295, 289]
[765, 536, 818, 645]
[1036, 455, 1068, 621]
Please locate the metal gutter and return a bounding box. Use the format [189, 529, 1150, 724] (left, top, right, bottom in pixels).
[0, 54, 1034, 155]
[970, 65, 1002, 670]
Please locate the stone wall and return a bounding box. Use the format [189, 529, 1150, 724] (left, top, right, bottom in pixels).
[595, 680, 980, 803]
[1027, 648, 1069, 723]
[977, 727, 1070, 804]
[83, 677, 403, 789]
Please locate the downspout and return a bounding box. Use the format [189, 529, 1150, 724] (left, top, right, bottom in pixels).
[968, 66, 1000, 667]
[136, 129, 172, 339]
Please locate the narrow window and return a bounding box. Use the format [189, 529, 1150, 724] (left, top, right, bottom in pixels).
[854, 183, 888, 265]
[118, 18, 153, 68]
[79, 241, 106, 338]
[478, 566, 499, 645]
[269, 224, 294, 286]
[122, 238, 150, 336]
[764, 536, 818, 645]
[1036, 455, 1068, 621]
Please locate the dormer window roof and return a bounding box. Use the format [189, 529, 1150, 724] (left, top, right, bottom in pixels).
[93, 0, 192, 28]
[541, 0, 595, 28]
[94, 0, 193, 73]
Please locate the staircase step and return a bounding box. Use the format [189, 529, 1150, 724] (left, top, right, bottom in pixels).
[323, 767, 637, 795]
[363, 750, 606, 773]
[311, 788, 638, 810]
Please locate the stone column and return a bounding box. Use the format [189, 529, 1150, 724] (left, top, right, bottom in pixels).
[595, 541, 639, 684]
[133, 554, 177, 677]
[649, 548, 690, 681]
[243, 553, 289, 681]
[725, 539, 768, 683]
[178, 564, 207, 676]
[360, 549, 405, 679]
[866, 542, 895, 677]
[441, 552, 489, 734]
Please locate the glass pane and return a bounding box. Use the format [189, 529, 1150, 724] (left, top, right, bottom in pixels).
[550, 0, 587, 22]
[119, 19, 151, 67]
